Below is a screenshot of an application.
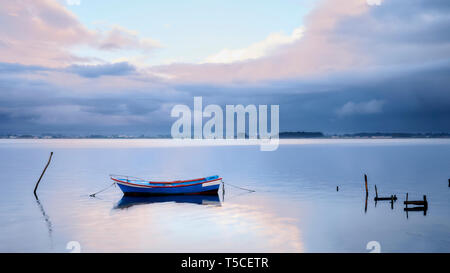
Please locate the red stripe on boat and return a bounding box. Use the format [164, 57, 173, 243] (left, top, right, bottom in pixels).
[111, 177, 222, 188]
[147, 177, 206, 184]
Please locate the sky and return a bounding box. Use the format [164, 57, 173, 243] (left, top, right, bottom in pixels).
[67, 0, 315, 66]
[0, 0, 449, 135]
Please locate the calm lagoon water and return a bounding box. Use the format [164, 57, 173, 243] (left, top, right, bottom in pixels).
[0, 139, 449, 253]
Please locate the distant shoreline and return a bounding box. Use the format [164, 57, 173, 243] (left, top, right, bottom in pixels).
[2, 138, 449, 150]
[1, 131, 449, 140]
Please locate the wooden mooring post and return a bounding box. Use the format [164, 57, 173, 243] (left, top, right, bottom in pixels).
[375, 195, 397, 201]
[404, 193, 428, 217]
[373, 184, 397, 202]
[364, 174, 368, 194]
[33, 152, 53, 197]
[404, 194, 428, 208]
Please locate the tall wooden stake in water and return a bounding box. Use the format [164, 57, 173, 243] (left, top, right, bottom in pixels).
[364, 174, 368, 194]
[34, 152, 53, 196]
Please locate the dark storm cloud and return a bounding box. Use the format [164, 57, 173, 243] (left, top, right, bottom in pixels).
[335, 0, 450, 64]
[0, 59, 449, 135]
[171, 59, 450, 133]
[0, 69, 185, 135]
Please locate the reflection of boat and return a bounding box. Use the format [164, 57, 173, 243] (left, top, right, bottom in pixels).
[114, 194, 221, 209]
[110, 174, 222, 196]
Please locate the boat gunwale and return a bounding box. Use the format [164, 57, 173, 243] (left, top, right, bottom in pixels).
[110, 175, 211, 184]
[111, 177, 222, 189]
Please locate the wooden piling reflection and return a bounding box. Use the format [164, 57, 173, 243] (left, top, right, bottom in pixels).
[34, 195, 53, 248]
[364, 193, 368, 213]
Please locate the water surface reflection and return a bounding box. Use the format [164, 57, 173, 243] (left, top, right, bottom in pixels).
[0, 139, 449, 252]
[114, 194, 221, 209]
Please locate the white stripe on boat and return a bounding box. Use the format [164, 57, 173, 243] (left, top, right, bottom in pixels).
[202, 179, 222, 187]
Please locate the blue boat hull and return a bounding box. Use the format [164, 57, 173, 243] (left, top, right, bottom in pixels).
[111, 175, 222, 196]
[117, 182, 220, 196]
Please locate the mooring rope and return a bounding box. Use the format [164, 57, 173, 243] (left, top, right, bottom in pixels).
[89, 182, 116, 197]
[222, 180, 255, 192]
[88, 179, 254, 197]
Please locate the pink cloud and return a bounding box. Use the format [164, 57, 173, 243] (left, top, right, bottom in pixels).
[151, 0, 371, 84]
[97, 25, 162, 51]
[0, 0, 93, 66]
[0, 0, 159, 67]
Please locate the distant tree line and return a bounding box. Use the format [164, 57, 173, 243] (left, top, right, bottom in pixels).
[1, 132, 450, 139]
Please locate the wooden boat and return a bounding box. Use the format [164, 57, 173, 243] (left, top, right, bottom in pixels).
[110, 174, 222, 196]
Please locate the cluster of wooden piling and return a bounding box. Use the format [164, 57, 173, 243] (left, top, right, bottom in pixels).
[364, 174, 398, 202]
[359, 174, 434, 215]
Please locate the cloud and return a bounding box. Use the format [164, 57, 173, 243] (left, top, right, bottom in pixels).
[0, 62, 50, 74]
[335, 0, 450, 66]
[151, 0, 370, 83]
[97, 26, 162, 52]
[1, 0, 450, 135]
[152, 0, 450, 84]
[204, 27, 304, 64]
[366, 0, 382, 6]
[0, 0, 93, 66]
[0, 0, 160, 67]
[66, 0, 81, 6]
[2, 58, 450, 135]
[0, 67, 182, 134]
[336, 100, 385, 117]
[66, 62, 136, 78]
